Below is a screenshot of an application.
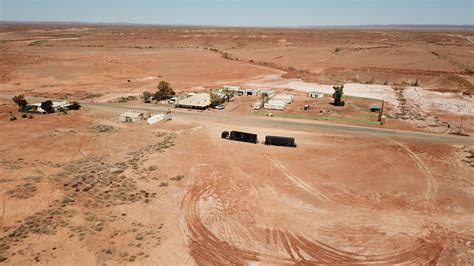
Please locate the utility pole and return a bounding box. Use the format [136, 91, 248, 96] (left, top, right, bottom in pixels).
[378, 100, 385, 124]
[459, 116, 464, 135]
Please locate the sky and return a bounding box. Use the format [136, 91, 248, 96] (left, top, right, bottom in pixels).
[0, 0, 472, 27]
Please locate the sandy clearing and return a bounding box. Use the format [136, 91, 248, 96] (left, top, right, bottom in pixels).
[93, 92, 141, 103]
[404, 87, 474, 115]
[245, 75, 399, 104]
[244, 74, 474, 116]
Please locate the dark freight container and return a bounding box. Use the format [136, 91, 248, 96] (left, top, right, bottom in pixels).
[264, 135, 296, 147]
[229, 131, 258, 143]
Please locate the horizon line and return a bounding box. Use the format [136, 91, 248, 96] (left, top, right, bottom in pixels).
[1, 20, 473, 30]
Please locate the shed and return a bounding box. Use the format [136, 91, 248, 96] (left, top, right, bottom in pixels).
[223, 85, 242, 92]
[370, 104, 382, 112]
[246, 89, 256, 96]
[120, 111, 145, 123]
[176, 93, 211, 110]
[309, 92, 324, 99]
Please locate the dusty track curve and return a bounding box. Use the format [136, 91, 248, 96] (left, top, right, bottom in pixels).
[182, 175, 444, 264]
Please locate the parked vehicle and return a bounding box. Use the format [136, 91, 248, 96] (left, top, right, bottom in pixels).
[214, 104, 225, 110]
[264, 135, 297, 147]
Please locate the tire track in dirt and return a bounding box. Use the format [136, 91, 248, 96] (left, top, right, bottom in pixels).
[183, 179, 443, 266]
[269, 228, 443, 264]
[391, 140, 439, 209]
[180, 129, 445, 264]
[182, 179, 289, 265]
[182, 155, 443, 263]
[265, 154, 333, 203]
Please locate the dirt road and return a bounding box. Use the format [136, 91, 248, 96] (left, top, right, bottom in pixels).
[82, 101, 474, 146]
[1, 94, 472, 145]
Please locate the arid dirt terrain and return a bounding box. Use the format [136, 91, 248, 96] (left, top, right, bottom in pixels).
[1, 24, 474, 265]
[0, 24, 473, 133]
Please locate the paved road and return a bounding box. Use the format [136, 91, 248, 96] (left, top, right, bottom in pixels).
[2, 94, 473, 145]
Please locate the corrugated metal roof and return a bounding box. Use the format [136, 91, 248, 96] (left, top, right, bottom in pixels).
[177, 93, 210, 107]
[120, 111, 143, 118]
[223, 85, 241, 91]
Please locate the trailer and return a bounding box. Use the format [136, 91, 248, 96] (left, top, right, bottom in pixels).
[222, 131, 258, 144]
[264, 100, 287, 110]
[147, 114, 165, 125]
[309, 92, 324, 99]
[264, 135, 297, 147]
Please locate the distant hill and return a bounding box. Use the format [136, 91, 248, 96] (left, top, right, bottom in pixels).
[0, 21, 473, 31]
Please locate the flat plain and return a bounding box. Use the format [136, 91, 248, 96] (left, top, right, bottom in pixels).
[0, 24, 473, 264]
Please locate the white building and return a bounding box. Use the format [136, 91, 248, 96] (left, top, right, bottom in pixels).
[176, 93, 211, 110]
[119, 111, 148, 123]
[309, 92, 324, 99]
[223, 85, 242, 92]
[264, 100, 287, 110]
[272, 94, 294, 104]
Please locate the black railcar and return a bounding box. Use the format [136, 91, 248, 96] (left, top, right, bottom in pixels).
[222, 130, 258, 144]
[264, 135, 296, 147]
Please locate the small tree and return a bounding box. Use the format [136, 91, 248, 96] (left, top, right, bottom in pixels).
[224, 91, 234, 102]
[12, 94, 28, 108]
[332, 85, 345, 106]
[154, 81, 175, 101]
[40, 100, 55, 113]
[69, 101, 81, 110]
[210, 93, 225, 108]
[142, 91, 152, 103]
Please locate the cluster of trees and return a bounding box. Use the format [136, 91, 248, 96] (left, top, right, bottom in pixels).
[332, 85, 345, 106]
[40, 100, 55, 113]
[12, 94, 28, 108]
[142, 81, 176, 103]
[210, 91, 233, 108]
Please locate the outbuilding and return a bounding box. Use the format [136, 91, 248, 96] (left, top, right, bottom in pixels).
[223, 85, 244, 95]
[370, 104, 382, 112]
[119, 111, 147, 123]
[246, 89, 256, 96]
[309, 92, 324, 99]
